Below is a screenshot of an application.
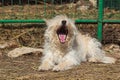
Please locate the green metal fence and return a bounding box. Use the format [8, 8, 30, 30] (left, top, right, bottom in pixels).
[0, 0, 120, 41]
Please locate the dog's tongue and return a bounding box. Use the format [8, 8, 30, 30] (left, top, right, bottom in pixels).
[59, 34, 66, 43]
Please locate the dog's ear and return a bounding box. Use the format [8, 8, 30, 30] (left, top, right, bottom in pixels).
[70, 18, 75, 24]
[44, 19, 52, 27]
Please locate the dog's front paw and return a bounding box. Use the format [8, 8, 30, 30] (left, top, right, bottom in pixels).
[52, 65, 65, 71]
[53, 65, 71, 71]
[38, 63, 53, 71]
[88, 57, 98, 63]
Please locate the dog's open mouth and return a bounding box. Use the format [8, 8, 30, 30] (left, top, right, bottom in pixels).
[57, 25, 68, 44]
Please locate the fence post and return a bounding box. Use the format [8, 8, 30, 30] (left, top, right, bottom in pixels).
[97, 0, 104, 42]
[44, 0, 46, 17]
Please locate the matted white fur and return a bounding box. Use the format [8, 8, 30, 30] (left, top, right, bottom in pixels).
[38, 15, 116, 71]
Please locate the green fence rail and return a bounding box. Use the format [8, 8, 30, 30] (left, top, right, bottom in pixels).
[0, 0, 120, 41]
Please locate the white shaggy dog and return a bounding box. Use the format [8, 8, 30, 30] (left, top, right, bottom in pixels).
[38, 15, 116, 71]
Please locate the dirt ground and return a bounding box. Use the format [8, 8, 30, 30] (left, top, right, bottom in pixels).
[0, 44, 120, 80]
[0, 24, 120, 80]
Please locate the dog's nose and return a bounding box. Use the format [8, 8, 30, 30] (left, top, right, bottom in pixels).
[62, 20, 66, 25]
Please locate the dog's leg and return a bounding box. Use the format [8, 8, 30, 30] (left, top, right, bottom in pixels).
[38, 53, 54, 71]
[87, 38, 116, 63]
[53, 51, 80, 71]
